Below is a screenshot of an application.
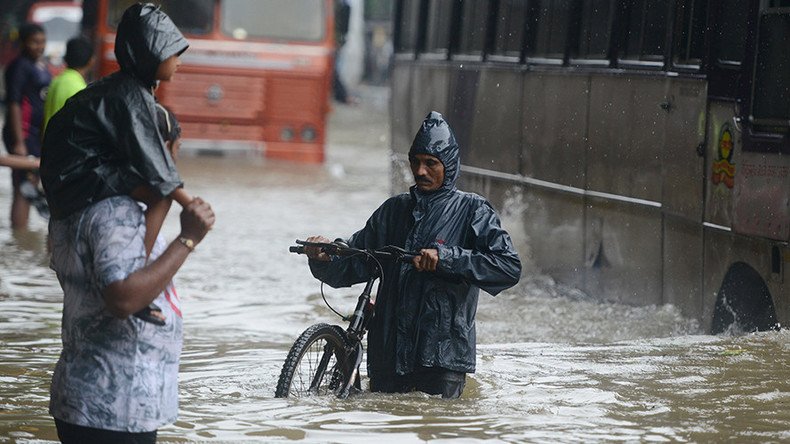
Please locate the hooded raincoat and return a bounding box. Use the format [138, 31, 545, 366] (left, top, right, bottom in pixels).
[41, 3, 188, 220]
[310, 112, 521, 381]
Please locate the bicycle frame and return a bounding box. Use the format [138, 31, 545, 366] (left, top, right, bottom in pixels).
[279, 240, 416, 399]
[336, 260, 381, 398]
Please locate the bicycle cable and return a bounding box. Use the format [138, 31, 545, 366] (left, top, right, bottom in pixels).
[319, 250, 387, 322]
[320, 281, 349, 321]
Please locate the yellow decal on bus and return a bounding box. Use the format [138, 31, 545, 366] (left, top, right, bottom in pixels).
[712, 123, 735, 189]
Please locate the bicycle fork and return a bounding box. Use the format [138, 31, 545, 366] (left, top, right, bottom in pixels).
[338, 342, 364, 399]
[337, 276, 379, 398]
[310, 344, 336, 393]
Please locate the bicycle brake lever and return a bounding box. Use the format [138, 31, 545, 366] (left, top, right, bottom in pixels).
[294, 239, 346, 256]
[333, 238, 349, 248]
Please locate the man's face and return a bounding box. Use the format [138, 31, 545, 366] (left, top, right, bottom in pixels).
[23, 32, 46, 60]
[410, 153, 445, 192]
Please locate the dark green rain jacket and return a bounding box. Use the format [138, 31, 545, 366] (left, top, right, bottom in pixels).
[310, 111, 522, 378]
[41, 3, 188, 220]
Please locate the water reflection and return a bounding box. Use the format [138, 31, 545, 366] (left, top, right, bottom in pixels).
[1, 103, 789, 442]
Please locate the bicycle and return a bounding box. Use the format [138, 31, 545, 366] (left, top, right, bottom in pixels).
[274, 239, 417, 399]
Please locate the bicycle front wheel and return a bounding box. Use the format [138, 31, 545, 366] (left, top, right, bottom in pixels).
[275, 323, 352, 398]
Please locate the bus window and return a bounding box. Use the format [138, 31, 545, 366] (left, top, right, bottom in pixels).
[395, 0, 420, 53]
[108, 0, 213, 35]
[221, 0, 325, 42]
[365, 0, 393, 20]
[491, 0, 527, 60]
[456, 0, 491, 57]
[673, 0, 706, 68]
[621, 0, 669, 65]
[575, 0, 614, 61]
[529, 0, 572, 62]
[713, 0, 749, 66]
[423, 0, 454, 56]
[750, 11, 790, 129]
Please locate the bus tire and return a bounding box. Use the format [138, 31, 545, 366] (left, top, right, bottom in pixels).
[711, 262, 778, 334]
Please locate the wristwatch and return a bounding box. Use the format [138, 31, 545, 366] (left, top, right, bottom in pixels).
[178, 236, 195, 252]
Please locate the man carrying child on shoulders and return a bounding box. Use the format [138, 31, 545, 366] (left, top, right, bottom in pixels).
[40, 4, 214, 443]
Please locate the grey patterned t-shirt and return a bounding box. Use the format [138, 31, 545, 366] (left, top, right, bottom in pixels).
[49, 196, 183, 432]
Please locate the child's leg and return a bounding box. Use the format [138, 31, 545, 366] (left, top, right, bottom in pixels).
[144, 197, 172, 256]
[130, 185, 172, 257]
[171, 187, 192, 207]
[129, 185, 172, 326]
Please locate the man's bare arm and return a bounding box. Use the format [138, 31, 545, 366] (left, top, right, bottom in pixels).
[103, 197, 215, 318]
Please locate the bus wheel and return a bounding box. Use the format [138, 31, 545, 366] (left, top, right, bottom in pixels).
[711, 262, 779, 334]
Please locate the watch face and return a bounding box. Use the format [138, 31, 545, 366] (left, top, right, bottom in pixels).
[181, 237, 194, 250]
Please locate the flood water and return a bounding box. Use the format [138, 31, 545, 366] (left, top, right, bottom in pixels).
[2, 95, 790, 443]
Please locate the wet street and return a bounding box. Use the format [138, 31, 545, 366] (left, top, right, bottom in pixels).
[2, 92, 790, 443]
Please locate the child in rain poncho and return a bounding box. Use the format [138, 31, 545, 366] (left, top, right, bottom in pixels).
[41, 3, 192, 224]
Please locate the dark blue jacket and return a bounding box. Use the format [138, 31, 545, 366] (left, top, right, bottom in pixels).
[310, 112, 521, 376]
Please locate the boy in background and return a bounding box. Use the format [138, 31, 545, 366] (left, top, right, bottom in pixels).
[3, 22, 50, 228]
[43, 37, 95, 131]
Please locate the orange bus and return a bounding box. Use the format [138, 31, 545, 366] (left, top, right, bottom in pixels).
[92, 0, 334, 163]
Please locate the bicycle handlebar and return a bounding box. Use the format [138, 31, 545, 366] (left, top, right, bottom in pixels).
[289, 240, 418, 263]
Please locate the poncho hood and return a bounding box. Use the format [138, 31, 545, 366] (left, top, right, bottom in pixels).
[115, 3, 188, 87]
[408, 111, 460, 191]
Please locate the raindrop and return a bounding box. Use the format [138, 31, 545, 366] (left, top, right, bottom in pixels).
[328, 163, 346, 178]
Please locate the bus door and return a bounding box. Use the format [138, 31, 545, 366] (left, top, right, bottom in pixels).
[732, 5, 790, 241]
[703, 0, 755, 232]
[704, 2, 790, 239]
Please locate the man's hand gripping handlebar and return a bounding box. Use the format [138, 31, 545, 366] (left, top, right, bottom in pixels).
[290, 238, 418, 264]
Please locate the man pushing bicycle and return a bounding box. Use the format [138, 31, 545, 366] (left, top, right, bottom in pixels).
[304, 111, 521, 399]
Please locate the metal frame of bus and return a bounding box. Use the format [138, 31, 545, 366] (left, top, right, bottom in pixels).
[390, 0, 790, 333]
[91, 0, 334, 163]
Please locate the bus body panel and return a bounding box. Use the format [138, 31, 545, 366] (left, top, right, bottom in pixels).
[662, 78, 707, 221]
[390, 62, 413, 160]
[663, 214, 704, 320]
[584, 197, 663, 306]
[702, 227, 739, 332]
[525, 188, 586, 290]
[448, 68, 482, 161]
[409, 63, 452, 144]
[467, 69, 522, 174]
[733, 150, 790, 241]
[587, 75, 666, 204]
[522, 73, 589, 189]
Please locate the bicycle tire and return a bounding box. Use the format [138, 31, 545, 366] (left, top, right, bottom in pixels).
[275, 323, 353, 398]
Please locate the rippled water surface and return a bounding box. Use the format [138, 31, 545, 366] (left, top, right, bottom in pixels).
[2, 99, 790, 443]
